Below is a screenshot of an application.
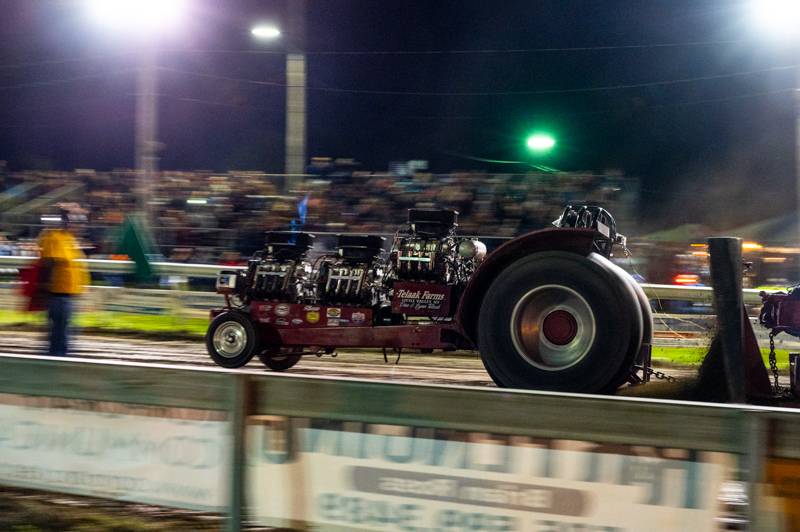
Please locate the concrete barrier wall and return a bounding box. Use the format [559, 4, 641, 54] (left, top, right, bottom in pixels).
[1, 355, 800, 530]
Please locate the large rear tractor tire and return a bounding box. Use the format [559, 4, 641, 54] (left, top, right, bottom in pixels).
[206, 311, 259, 368]
[258, 348, 302, 371]
[590, 254, 650, 389]
[478, 251, 644, 394]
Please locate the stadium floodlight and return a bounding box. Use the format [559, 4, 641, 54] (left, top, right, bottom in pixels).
[84, 0, 187, 234]
[749, 0, 800, 41]
[251, 25, 282, 40]
[86, 0, 187, 35]
[526, 133, 557, 152]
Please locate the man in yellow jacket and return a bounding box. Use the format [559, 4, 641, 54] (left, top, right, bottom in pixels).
[38, 209, 89, 356]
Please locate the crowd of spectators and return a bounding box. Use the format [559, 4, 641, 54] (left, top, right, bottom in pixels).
[0, 167, 637, 263]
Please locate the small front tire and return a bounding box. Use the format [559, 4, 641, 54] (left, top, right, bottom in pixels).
[206, 311, 259, 368]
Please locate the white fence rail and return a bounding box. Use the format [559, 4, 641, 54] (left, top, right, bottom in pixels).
[0, 255, 765, 305]
[0, 255, 230, 278]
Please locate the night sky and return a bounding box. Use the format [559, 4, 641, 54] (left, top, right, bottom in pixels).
[0, 0, 798, 227]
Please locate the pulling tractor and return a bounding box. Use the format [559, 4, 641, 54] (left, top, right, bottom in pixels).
[206, 205, 653, 394]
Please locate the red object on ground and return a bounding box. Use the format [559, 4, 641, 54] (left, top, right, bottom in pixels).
[19, 262, 46, 312]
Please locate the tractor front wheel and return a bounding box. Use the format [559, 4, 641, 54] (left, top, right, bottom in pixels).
[206, 311, 259, 368]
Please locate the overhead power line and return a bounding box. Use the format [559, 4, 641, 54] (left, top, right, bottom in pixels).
[0, 114, 135, 130]
[1, 88, 791, 165]
[0, 53, 133, 70]
[399, 88, 796, 120]
[0, 40, 744, 70]
[158, 64, 798, 97]
[148, 93, 274, 111]
[161, 39, 744, 57]
[0, 69, 134, 91]
[147, 86, 794, 124]
[1, 67, 786, 115]
[158, 67, 283, 88]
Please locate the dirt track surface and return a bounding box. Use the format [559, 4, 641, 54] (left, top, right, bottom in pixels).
[0, 331, 503, 386]
[0, 331, 704, 390]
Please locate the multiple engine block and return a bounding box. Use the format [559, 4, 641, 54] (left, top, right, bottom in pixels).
[393, 209, 485, 285]
[218, 209, 486, 314]
[246, 231, 314, 301]
[317, 234, 386, 306]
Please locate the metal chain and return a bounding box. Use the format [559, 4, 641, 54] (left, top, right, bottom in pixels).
[769, 332, 785, 395]
[645, 366, 678, 383]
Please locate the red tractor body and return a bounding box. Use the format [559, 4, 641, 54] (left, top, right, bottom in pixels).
[206, 206, 653, 393]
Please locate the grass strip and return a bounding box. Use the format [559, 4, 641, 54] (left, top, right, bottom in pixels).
[0, 310, 208, 338]
[652, 346, 790, 371]
[0, 310, 793, 369]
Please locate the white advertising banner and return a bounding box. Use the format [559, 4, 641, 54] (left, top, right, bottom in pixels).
[0, 394, 229, 511]
[248, 418, 730, 531]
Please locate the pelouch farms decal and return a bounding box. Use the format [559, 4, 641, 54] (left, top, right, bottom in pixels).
[392, 282, 452, 317]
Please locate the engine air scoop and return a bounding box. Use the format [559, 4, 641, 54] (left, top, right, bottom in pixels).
[542, 309, 578, 346]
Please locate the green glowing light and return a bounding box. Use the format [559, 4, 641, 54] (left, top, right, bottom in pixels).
[525, 133, 556, 152]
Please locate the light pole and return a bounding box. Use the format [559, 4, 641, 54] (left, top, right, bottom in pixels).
[252, 1, 307, 192]
[135, 44, 158, 228]
[284, 0, 307, 192]
[749, 0, 800, 253]
[85, 0, 187, 230]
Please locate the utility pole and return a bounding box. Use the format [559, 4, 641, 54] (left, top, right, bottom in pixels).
[135, 44, 159, 229]
[796, 63, 800, 268]
[284, 0, 307, 192]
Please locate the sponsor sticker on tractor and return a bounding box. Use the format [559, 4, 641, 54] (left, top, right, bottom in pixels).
[275, 304, 291, 317]
[306, 311, 320, 324]
[392, 281, 453, 317]
[326, 308, 342, 318]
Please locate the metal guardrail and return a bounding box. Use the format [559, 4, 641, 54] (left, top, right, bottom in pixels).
[0, 255, 234, 277]
[0, 355, 799, 529]
[0, 256, 764, 305]
[644, 283, 763, 306]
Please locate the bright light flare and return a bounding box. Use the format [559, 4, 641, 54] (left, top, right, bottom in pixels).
[525, 134, 556, 152]
[749, 0, 800, 41]
[86, 0, 187, 34]
[673, 274, 701, 286]
[251, 25, 282, 40]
